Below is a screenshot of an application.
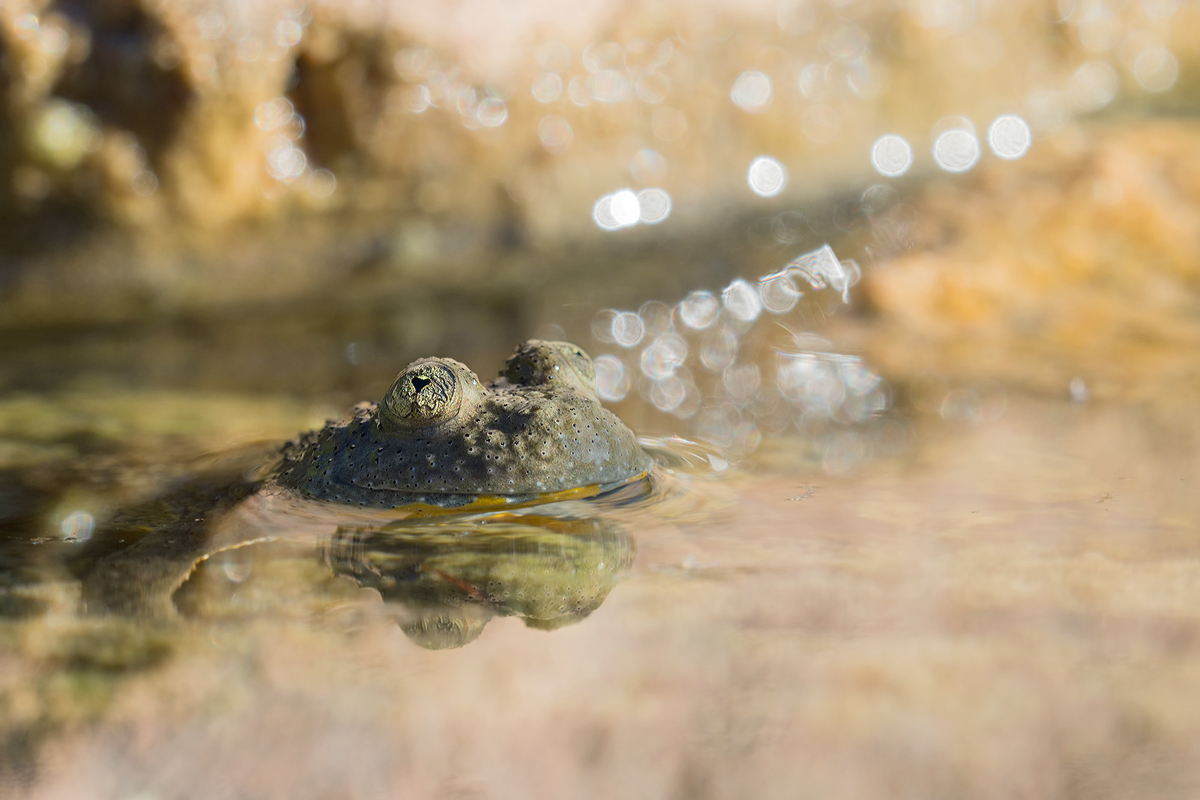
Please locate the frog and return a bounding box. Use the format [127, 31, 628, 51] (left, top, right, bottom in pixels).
[80, 340, 653, 620]
[271, 339, 653, 509]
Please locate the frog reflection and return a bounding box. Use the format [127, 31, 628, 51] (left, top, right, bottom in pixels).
[326, 515, 634, 649]
[82, 495, 638, 646]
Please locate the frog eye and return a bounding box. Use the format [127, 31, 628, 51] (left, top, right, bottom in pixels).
[546, 342, 596, 391]
[563, 345, 596, 388]
[380, 361, 464, 431]
[503, 340, 597, 392]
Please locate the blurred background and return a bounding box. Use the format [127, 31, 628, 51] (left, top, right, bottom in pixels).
[2, 1, 1200, 796]
[2, 0, 1196, 412]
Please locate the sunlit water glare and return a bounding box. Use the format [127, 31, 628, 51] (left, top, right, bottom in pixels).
[591, 243, 890, 471]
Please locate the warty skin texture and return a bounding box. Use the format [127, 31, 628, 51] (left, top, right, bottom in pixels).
[274, 341, 652, 508]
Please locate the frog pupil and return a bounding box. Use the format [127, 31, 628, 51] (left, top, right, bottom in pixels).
[411, 376, 431, 393]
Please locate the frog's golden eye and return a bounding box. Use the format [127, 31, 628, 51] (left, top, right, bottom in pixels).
[380, 362, 464, 431]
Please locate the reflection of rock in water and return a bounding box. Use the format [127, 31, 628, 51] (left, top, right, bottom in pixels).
[326, 516, 634, 650]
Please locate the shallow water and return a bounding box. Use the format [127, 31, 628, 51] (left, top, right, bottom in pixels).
[2, 344, 1199, 797]
[3, 168, 1199, 796]
[4, 1, 1200, 795]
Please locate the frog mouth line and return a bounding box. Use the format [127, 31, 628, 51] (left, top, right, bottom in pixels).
[371, 471, 652, 516]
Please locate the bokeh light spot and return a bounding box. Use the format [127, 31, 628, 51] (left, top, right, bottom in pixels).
[255, 97, 295, 131]
[265, 135, 307, 181]
[590, 70, 630, 103]
[700, 328, 738, 372]
[611, 311, 646, 347]
[394, 48, 434, 82]
[401, 85, 432, 114]
[476, 97, 508, 127]
[650, 376, 686, 412]
[723, 363, 761, 404]
[678, 291, 720, 330]
[635, 72, 670, 104]
[132, 171, 158, 196]
[932, 129, 980, 172]
[731, 71, 773, 113]
[610, 190, 640, 226]
[987, 115, 1031, 159]
[639, 301, 673, 336]
[568, 76, 591, 106]
[28, 101, 99, 170]
[640, 334, 689, 380]
[1132, 47, 1179, 92]
[583, 42, 623, 73]
[870, 134, 913, 177]
[821, 24, 869, 62]
[595, 355, 630, 401]
[307, 169, 337, 198]
[1068, 60, 1119, 111]
[637, 189, 672, 224]
[14, 14, 39, 40]
[60, 510, 95, 540]
[747, 156, 788, 197]
[1138, 0, 1181, 21]
[274, 19, 303, 47]
[531, 72, 564, 103]
[722, 279, 762, 322]
[777, 0, 815, 34]
[759, 273, 802, 313]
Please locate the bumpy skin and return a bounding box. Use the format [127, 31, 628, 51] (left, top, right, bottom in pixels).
[274, 341, 651, 507]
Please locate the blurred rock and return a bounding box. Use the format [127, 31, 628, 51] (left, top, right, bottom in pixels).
[0, 0, 1198, 324]
[862, 120, 1200, 403]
